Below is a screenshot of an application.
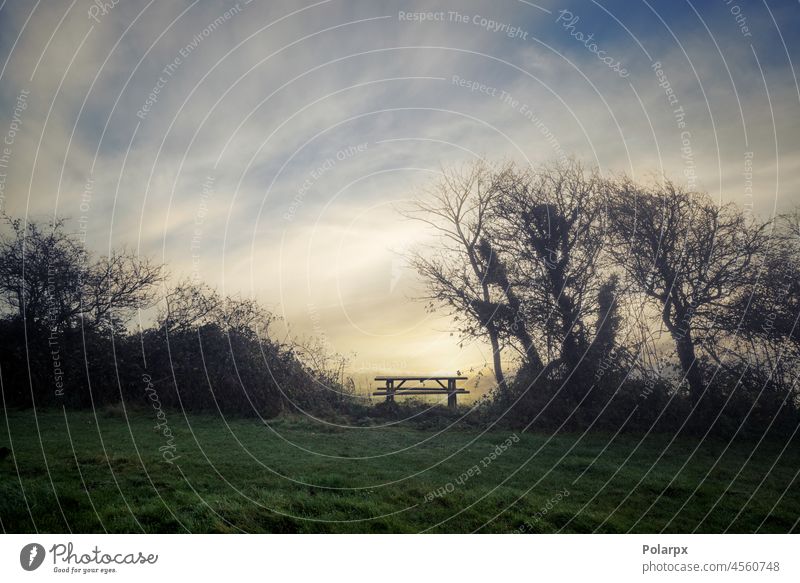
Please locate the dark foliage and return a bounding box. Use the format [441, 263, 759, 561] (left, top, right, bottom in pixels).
[409, 161, 800, 437]
[0, 218, 355, 418]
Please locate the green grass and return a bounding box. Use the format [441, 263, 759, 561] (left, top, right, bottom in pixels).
[1, 408, 797, 533]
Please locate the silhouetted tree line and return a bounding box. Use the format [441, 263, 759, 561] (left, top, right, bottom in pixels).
[0, 216, 352, 417]
[407, 160, 800, 436]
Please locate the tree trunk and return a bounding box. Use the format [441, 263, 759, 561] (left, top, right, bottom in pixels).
[502, 287, 544, 371]
[516, 327, 544, 371]
[673, 329, 704, 407]
[487, 325, 508, 394]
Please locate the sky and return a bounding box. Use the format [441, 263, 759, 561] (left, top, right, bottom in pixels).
[0, 0, 798, 394]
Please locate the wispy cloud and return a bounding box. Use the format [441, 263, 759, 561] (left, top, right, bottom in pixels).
[1, 0, 798, 389]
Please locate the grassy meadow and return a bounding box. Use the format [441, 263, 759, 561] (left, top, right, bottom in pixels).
[1, 408, 798, 533]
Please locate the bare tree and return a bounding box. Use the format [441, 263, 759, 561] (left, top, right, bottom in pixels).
[0, 216, 163, 332]
[491, 160, 612, 374]
[406, 160, 619, 393]
[403, 160, 511, 392]
[158, 281, 223, 333]
[607, 180, 768, 406]
[719, 210, 800, 393]
[83, 249, 164, 329]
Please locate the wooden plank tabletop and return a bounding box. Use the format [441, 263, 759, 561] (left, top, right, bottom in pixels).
[374, 375, 467, 381]
[373, 390, 469, 395]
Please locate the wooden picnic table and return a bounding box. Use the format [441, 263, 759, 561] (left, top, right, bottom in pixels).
[373, 375, 469, 409]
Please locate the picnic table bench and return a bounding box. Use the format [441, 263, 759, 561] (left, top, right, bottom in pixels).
[373, 375, 469, 409]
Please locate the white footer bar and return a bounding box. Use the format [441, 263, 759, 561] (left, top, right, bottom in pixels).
[1, 534, 795, 582]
